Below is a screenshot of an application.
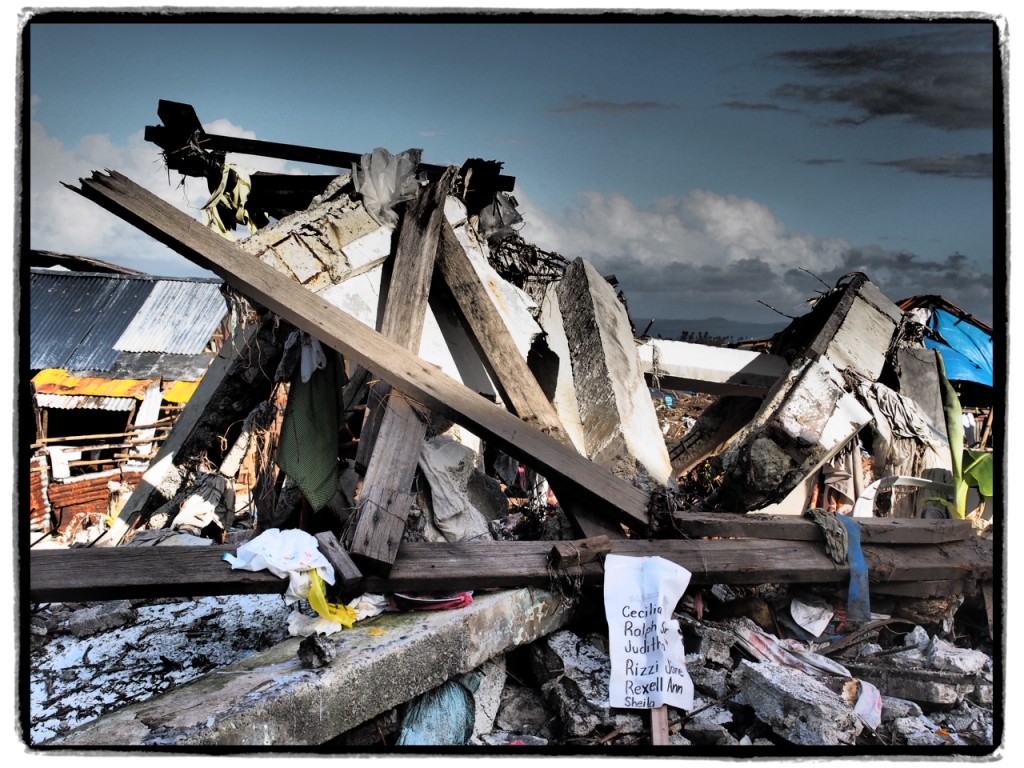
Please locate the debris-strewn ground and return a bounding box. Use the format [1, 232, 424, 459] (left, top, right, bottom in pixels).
[28, 579, 995, 749]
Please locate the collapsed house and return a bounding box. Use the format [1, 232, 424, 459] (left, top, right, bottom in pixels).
[25, 101, 998, 751]
[27, 255, 231, 541]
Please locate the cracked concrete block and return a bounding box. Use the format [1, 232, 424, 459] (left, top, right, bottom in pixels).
[467, 656, 506, 738]
[555, 257, 674, 491]
[530, 629, 644, 739]
[65, 601, 136, 638]
[688, 665, 731, 699]
[732, 659, 862, 746]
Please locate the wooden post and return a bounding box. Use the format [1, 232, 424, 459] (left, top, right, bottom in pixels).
[650, 705, 670, 745]
[348, 171, 453, 573]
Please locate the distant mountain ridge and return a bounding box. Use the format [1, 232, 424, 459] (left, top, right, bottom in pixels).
[636, 316, 789, 343]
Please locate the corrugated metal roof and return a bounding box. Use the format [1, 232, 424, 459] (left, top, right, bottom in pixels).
[115, 281, 227, 354]
[30, 269, 226, 372]
[30, 271, 124, 370]
[35, 393, 136, 411]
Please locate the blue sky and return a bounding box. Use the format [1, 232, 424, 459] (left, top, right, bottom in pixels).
[23, 12, 1001, 325]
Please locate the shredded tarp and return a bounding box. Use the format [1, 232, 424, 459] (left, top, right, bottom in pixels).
[202, 164, 260, 239]
[923, 308, 993, 387]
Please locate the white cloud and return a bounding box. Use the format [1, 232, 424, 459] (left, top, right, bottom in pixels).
[514, 186, 853, 320]
[26, 116, 313, 276]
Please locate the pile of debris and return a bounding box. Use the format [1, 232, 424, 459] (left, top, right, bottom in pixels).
[25, 100, 997, 752]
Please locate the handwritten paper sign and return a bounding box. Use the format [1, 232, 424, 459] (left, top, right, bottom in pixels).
[603, 554, 694, 710]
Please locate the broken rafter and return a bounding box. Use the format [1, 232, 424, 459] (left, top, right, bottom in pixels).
[67, 170, 651, 531]
[145, 99, 514, 193]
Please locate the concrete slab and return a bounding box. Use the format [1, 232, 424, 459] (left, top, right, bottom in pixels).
[47, 588, 571, 747]
[555, 258, 674, 490]
[637, 339, 787, 397]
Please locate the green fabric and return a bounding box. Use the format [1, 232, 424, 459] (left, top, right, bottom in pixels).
[278, 357, 340, 511]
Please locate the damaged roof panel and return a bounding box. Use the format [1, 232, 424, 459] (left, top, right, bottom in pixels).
[34, 393, 136, 411]
[30, 269, 228, 374]
[114, 279, 226, 354]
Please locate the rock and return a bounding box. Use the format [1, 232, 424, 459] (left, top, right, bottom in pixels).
[65, 601, 136, 638]
[732, 659, 862, 746]
[890, 716, 950, 746]
[465, 657, 506, 738]
[925, 636, 990, 675]
[297, 633, 336, 669]
[688, 664, 731, 699]
[880, 696, 923, 722]
[495, 682, 556, 739]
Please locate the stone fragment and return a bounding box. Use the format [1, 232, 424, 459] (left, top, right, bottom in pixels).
[297, 633, 336, 669]
[880, 696, 923, 722]
[732, 659, 862, 746]
[890, 716, 950, 746]
[530, 629, 644, 739]
[495, 682, 557, 739]
[65, 601, 136, 638]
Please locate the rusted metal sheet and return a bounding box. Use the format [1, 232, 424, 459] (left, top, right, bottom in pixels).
[29, 455, 51, 531]
[114, 280, 226, 354]
[32, 369, 156, 400]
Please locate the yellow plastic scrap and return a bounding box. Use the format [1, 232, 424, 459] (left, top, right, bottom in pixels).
[308, 570, 357, 628]
[202, 164, 260, 240]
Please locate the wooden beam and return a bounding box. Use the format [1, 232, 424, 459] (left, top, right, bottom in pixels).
[30, 536, 993, 603]
[348, 173, 451, 573]
[67, 170, 651, 530]
[434, 222, 621, 540]
[145, 100, 515, 192]
[670, 511, 975, 545]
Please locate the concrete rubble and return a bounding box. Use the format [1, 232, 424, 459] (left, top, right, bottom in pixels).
[24, 99, 998, 753]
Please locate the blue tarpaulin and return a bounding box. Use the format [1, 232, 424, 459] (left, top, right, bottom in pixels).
[924, 308, 993, 387]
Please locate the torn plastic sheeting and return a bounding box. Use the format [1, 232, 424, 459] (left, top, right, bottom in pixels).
[729, 617, 852, 679]
[477, 192, 523, 243]
[790, 595, 834, 638]
[287, 591, 387, 637]
[352, 147, 424, 227]
[397, 677, 476, 746]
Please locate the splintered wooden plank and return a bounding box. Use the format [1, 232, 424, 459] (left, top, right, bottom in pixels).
[671, 511, 975, 545]
[348, 173, 450, 573]
[435, 221, 571, 445]
[67, 171, 650, 530]
[434, 222, 621, 540]
[313, 531, 363, 589]
[29, 536, 993, 603]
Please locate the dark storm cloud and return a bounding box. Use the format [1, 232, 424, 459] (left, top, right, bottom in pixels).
[869, 153, 993, 179]
[783, 246, 994, 322]
[548, 95, 678, 114]
[771, 26, 995, 131]
[718, 100, 801, 114]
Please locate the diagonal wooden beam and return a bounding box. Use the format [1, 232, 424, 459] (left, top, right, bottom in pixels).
[67, 170, 651, 530]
